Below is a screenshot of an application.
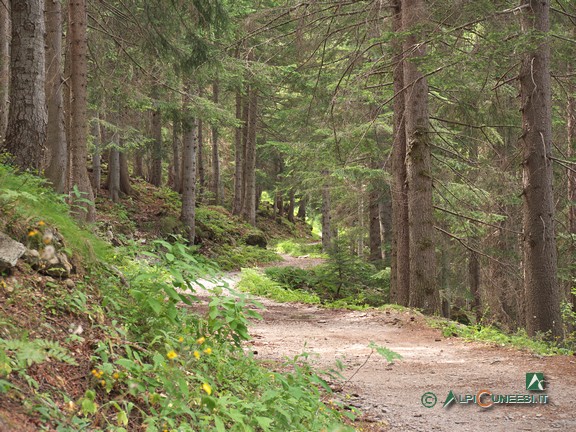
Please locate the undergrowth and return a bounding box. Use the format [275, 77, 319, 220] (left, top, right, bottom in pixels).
[273, 239, 324, 258]
[0, 165, 352, 431]
[429, 319, 574, 356]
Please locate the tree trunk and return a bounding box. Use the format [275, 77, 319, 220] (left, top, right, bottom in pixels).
[567, 75, 576, 318]
[90, 117, 101, 193]
[322, 172, 332, 252]
[68, 0, 95, 221]
[197, 117, 205, 202]
[134, 150, 144, 179]
[369, 188, 382, 264]
[287, 189, 295, 223]
[232, 89, 244, 215]
[519, 0, 561, 338]
[3, 0, 47, 171]
[0, 1, 10, 142]
[171, 117, 181, 192]
[241, 86, 257, 225]
[180, 87, 198, 244]
[45, 0, 67, 193]
[297, 197, 307, 220]
[119, 148, 131, 196]
[108, 134, 120, 203]
[275, 192, 284, 218]
[149, 89, 162, 187]
[211, 80, 223, 205]
[390, 0, 410, 306]
[403, 0, 439, 314]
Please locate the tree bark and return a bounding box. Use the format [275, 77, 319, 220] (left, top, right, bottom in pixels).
[241, 86, 257, 225]
[519, 0, 561, 338]
[0, 1, 10, 142]
[171, 116, 181, 192]
[403, 0, 439, 314]
[108, 133, 120, 203]
[369, 188, 382, 264]
[90, 116, 101, 193]
[297, 197, 307, 220]
[232, 89, 244, 215]
[68, 0, 95, 221]
[567, 72, 576, 317]
[197, 117, 205, 202]
[180, 87, 198, 244]
[119, 148, 131, 196]
[390, 0, 410, 306]
[211, 80, 223, 205]
[45, 0, 67, 193]
[322, 171, 332, 252]
[3, 0, 47, 171]
[287, 189, 295, 223]
[149, 88, 162, 187]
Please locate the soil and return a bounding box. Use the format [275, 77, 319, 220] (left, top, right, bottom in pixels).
[211, 255, 576, 432]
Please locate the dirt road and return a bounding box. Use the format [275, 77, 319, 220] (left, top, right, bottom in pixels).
[236, 256, 576, 431]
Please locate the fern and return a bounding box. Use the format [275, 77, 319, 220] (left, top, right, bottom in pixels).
[0, 338, 77, 369]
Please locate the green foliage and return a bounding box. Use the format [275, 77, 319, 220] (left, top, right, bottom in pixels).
[212, 244, 280, 271]
[430, 320, 573, 356]
[237, 269, 321, 304]
[273, 239, 324, 258]
[0, 164, 110, 262]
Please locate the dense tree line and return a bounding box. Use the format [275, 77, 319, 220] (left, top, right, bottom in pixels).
[0, 0, 575, 339]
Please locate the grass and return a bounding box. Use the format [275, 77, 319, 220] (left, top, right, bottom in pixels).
[428, 318, 574, 356]
[237, 269, 321, 304]
[273, 239, 325, 258]
[0, 164, 353, 431]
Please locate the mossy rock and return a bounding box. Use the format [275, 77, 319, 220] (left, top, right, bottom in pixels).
[245, 232, 267, 248]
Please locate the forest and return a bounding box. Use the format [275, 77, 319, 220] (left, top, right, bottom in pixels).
[1, 0, 576, 431]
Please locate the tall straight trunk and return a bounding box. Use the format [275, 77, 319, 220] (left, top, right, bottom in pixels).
[468, 127, 481, 321]
[519, 0, 561, 338]
[369, 188, 382, 264]
[149, 89, 162, 187]
[119, 147, 131, 196]
[275, 192, 284, 218]
[241, 86, 257, 225]
[0, 1, 10, 142]
[297, 197, 307, 220]
[90, 117, 101, 193]
[211, 80, 223, 205]
[172, 117, 181, 192]
[232, 89, 244, 215]
[197, 117, 205, 202]
[322, 171, 332, 252]
[45, 0, 67, 193]
[390, 0, 410, 306]
[3, 0, 47, 171]
[567, 78, 576, 315]
[287, 189, 295, 223]
[134, 150, 144, 179]
[68, 0, 95, 221]
[403, 0, 439, 314]
[180, 87, 198, 244]
[108, 133, 120, 203]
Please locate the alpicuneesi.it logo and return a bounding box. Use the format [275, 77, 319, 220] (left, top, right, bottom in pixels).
[421, 373, 549, 409]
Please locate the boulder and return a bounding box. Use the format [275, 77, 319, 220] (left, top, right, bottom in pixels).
[22, 248, 41, 269]
[0, 232, 26, 270]
[38, 245, 73, 278]
[245, 232, 267, 249]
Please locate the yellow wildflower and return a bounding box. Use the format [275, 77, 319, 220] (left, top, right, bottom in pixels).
[178, 336, 184, 343]
[28, 229, 38, 237]
[100, 380, 106, 386]
[167, 350, 178, 360]
[202, 383, 212, 395]
[203, 347, 212, 355]
[193, 350, 200, 359]
[113, 372, 120, 380]
[196, 337, 206, 345]
[38, 220, 45, 227]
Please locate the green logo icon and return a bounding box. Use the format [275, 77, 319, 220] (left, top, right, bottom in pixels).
[526, 373, 545, 391]
[421, 392, 437, 408]
[443, 390, 456, 408]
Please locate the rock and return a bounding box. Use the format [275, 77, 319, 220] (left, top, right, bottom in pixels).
[245, 232, 267, 248]
[39, 246, 73, 278]
[65, 279, 76, 289]
[0, 232, 26, 270]
[22, 248, 40, 268]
